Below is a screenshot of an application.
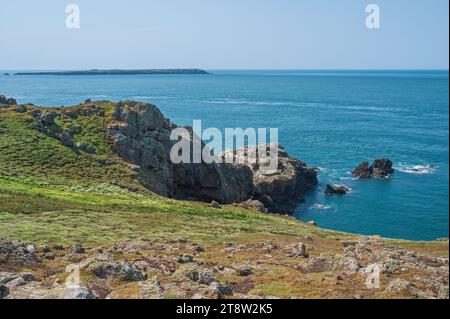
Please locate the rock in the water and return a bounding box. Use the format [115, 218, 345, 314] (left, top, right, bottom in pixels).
[324, 184, 348, 195]
[352, 158, 394, 179]
[370, 158, 394, 178]
[352, 161, 371, 179]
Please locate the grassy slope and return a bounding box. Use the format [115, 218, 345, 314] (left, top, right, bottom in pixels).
[0, 103, 447, 250]
[1, 103, 448, 299]
[0, 103, 346, 245]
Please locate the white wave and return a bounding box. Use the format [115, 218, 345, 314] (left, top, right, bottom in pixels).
[132, 96, 172, 99]
[397, 164, 436, 175]
[310, 203, 332, 210]
[204, 99, 286, 106]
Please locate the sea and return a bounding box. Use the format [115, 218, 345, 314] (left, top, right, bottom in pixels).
[1, 70, 448, 241]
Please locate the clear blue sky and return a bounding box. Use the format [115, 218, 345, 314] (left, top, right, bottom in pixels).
[0, 0, 448, 70]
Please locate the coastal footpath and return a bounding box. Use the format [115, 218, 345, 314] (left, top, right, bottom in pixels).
[0, 98, 448, 299]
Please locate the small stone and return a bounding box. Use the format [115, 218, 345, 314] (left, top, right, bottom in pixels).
[194, 246, 205, 253]
[45, 252, 56, 260]
[41, 245, 50, 253]
[26, 245, 36, 254]
[177, 254, 194, 263]
[238, 266, 252, 276]
[20, 273, 35, 282]
[210, 201, 222, 209]
[73, 243, 85, 254]
[307, 221, 317, 226]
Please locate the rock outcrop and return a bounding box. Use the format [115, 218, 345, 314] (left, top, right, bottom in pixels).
[0, 95, 17, 107]
[352, 158, 394, 179]
[324, 184, 348, 195]
[106, 101, 317, 213]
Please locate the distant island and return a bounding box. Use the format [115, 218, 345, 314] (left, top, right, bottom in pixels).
[14, 69, 210, 76]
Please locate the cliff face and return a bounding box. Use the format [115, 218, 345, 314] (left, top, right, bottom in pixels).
[106, 101, 317, 213]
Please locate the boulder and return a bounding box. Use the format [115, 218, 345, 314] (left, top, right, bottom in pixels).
[40, 111, 58, 126]
[352, 158, 394, 179]
[0, 238, 40, 264]
[325, 184, 348, 195]
[89, 261, 147, 281]
[370, 158, 394, 178]
[289, 242, 309, 258]
[0, 95, 17, 106]
[57, 132, 74, 147]
[72, 243, 85, 254]
[0, 284, 9, 299]
[210, 201, 222, 209]
[352, 161, 371, 179]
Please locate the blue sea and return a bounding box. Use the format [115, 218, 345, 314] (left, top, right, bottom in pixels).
[1, 70, 448, 241]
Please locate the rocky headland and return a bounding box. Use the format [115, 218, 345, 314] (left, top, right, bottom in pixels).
[6, 99, 317, 214]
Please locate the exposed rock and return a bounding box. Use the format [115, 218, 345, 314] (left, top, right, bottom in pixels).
[0, 284, 9, 299]
[352, 158, 394, 179]
[242, 199, 268, 213]
[209, 281, 233, 298]
[352, 161, 371, 179]
[177, 254, 194, 263]
[210, 201, 222, 209]
[40, 111, 58, 126]
[0, 238, 40, 263]
[370, 158, 394, 178]
[26, 245, 36, 254]
[307, 221, 317, 226]
[0, 95, 17, 106]
[44, 252, 56, 260]
[89, 260, 147, 281]
[76, 141, 98, 154]
[325, 184, 348, 195]
[57, 287, 95, 299]
[288, 242, 309, 258]
[237, 266, 252, 276]
[57, 132, 74, 147]
[194, 245, 205, 253]
[106, 101, 317, 213]
[72, 243, 85, 254]
[28, 109, 42, 118]
[385, 279, 421, 296]
[15, 105, 27, 113]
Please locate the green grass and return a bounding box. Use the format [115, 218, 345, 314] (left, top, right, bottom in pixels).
[0, 177, 344, 245]
[0, 104, 445, 252]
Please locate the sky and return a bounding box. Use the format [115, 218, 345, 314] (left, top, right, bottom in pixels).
[0, 0, 448, 70]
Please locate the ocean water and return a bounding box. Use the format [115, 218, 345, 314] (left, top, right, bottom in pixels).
[1, 70, 448, 240]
